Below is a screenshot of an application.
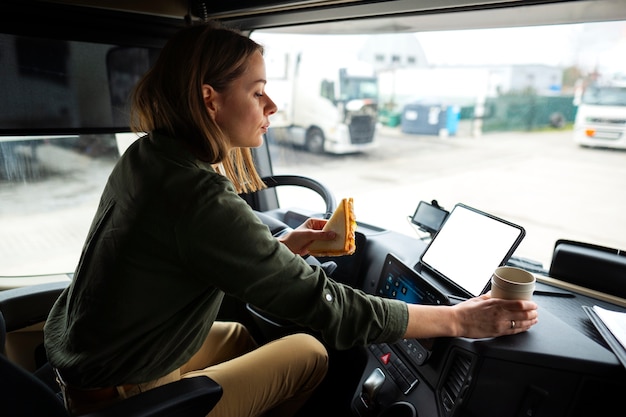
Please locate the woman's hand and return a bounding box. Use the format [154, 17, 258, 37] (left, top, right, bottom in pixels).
[278, 218, 336, 256]
[450, 293, 539, 338]
[404, 293, 539, 340]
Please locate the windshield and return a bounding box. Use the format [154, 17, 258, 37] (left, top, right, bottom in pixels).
[340, 76, 378, 101]
[252, 21, 626, 269]
[581, 85, 626, 106]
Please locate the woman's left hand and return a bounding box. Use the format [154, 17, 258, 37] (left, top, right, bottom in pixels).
[278, 218, 336, 255]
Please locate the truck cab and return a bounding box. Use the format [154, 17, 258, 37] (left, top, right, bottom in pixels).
[2, 2, 626, 417]
[574, 82, 626, 149]
[262, 41, 379, 154]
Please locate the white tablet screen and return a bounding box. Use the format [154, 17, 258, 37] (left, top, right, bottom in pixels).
[420, 203, 525, 297]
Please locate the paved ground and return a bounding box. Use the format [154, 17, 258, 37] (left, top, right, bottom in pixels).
[271, 122, 626, 267]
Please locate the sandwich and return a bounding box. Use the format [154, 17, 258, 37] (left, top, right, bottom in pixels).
[308, 197, 357, 257]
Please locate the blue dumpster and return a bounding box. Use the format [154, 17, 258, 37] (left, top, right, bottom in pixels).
[401, 103, 460, 136]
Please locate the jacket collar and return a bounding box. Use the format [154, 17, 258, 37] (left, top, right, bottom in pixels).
[148, 131, 216, 173]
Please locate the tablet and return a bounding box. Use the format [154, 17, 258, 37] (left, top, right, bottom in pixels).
[419, 203, 526, 298]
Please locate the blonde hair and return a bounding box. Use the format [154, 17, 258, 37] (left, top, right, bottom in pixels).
[130, 22, 266, 193]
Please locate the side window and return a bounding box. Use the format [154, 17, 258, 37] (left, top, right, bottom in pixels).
[0, 36, 158, 278]
[320, 79, 335, 101]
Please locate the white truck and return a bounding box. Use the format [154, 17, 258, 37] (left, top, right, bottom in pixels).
[573, 80, 626, 149]
[265, 50, 379, 154]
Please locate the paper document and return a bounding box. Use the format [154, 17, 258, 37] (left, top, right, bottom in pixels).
[583, 305, 626, 370]
[592, 305, 626, 349]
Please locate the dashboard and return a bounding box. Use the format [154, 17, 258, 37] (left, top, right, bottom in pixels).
[294, 210, 626, 417]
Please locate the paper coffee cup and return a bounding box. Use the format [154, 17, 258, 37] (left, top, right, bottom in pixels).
[490, 266, 535, 300]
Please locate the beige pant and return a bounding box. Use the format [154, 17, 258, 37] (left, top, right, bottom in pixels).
[137, 322, 329, 417]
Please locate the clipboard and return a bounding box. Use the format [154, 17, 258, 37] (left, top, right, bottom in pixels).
[583, 305, 626, 370]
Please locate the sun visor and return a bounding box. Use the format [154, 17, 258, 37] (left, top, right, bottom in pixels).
[0, 34, 159, 135]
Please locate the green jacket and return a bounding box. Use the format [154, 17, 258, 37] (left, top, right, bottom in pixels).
[44, 131, 408, 387]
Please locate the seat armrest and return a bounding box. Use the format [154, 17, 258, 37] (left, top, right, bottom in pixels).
[88, 376, 223, 417]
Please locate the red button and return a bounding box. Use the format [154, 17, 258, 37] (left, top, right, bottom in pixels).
[380, 352, 391, 364]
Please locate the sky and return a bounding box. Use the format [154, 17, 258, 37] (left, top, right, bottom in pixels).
[415, 21, 626, 74]
[253, 20, 626, 78]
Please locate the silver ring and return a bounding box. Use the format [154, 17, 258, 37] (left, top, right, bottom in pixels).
[510, 320, 516, 329]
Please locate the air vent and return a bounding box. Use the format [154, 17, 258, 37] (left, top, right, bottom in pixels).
[438, 349, 475, 417]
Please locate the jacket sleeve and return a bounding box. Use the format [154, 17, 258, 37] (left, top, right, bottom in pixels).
[178, 176, 409, 349]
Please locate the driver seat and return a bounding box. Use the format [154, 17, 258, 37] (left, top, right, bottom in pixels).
[0, 285, 222, 417]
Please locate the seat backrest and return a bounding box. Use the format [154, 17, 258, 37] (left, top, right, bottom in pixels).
[0, 311, 69, 417]
[0, 281, 68, 374]
[549, 239, 626, 298]
[0, 295, 222, 417]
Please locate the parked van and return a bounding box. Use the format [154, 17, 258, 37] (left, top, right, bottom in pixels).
[573, 81, 626, 149]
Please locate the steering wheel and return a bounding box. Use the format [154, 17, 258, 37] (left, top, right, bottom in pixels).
[248, 175, 339, 337]
[256, 174, 339, 274]
[261, 175, 337, 218]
